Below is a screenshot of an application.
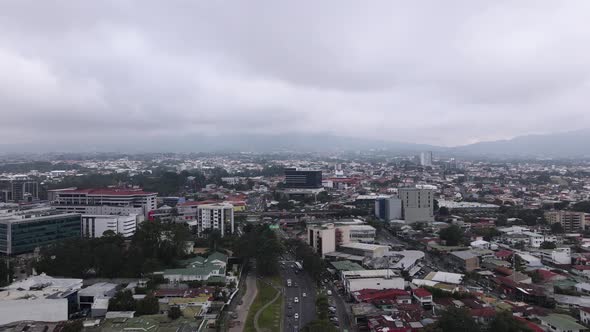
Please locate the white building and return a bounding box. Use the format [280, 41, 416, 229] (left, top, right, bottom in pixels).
[537, 248, 571, 265]
[522, 231, 557, 248]
[78, 282, 118, 318]
[0, 274, 83, 324]
[50, 188, 157, 217]
[399, 186, 435, 223]
[81, 214, 140, 238]
[196, 203, 234, 237]
[470, 238, 491, 250]
[341, 269, 404, 293]
[307, 223, 349, 257]
[420, 151, 433, 167]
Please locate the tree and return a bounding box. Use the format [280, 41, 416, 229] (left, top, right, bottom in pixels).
[438, 206, 450, 216]
[315, 295, 330, 320]
[301, 319, 338, 332]
[551, 223, 564, 234]
[489, 311, 532, 332]
[168, 306, 182, 320]
[540, 241, 556, 249]
[435, 307, 480, 332]
[572, 201, 590, 213]
[439, 225, 464, 246]
[61, 320, 83, 332]
[0, 258, 13, 287]
[109, 290, 137, 311]
[136, 294, 160, 315]
[530, 270, 543, 284]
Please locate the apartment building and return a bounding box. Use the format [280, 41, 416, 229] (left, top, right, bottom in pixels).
[81, 214, 140, 238]
[399, 185, 435, 223]
[49, 188, 157, 217]
[196, 203, 234, 237]
[545, 210, 589, 233]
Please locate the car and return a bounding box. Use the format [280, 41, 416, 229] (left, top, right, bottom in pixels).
[302, 292, 307, 297]
[330, 317, 339, 322]
[326, 290, 332, 295]
[294, 313, 299, 319]
[328, 307, 336, 312]
[288, 303, 293, 309]
[294, 297, 299, 303]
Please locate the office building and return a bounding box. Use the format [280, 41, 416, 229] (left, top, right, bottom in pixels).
[81, 214, 140, 238]
[0, 177, 39, 203]
[419, 151, 433, 167]
[545, 210, 589, 233]
[49, 188, 157, 217]
[399, 185, 435, 223]
[284, 168, 322, 189]
[348, 225, 377, 243]
[375, 196, 402, 221]
[196, 203, 234, 237]
[0, 208, 81, 255]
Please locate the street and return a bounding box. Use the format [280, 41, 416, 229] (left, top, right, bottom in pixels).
[280, 258, 317, 332]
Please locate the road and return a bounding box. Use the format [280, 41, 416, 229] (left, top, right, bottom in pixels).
[327, 283, 353, 331]
[281, 258, 317, 332]
[229, 265, 258, 332]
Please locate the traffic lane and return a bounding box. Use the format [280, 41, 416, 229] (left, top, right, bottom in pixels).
[329, 285, 351, 331]
[296, 271, 316, 327]
[281, 267, 316, 331]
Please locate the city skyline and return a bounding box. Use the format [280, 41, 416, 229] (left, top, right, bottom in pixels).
[1, 1, 590, 148]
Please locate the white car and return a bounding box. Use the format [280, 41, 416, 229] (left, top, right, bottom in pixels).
[327, 290, 332, 295]
[294, 313, 299, 319]
[302, 292, 307, 297]
[294, 297, 299, 303]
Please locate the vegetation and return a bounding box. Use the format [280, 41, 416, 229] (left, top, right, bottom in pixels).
[233, 224, 283, 276]
[136, 294, 160, 315]
[572, 201, 590, 213]
[0, 258, 13, 287]
[35, 221, 191, 278]
[60, 320, 83, 332]
[439, 225, 464, 246]
[489, 311, 532, 332]
[285, 239, 325, 281]
[432, 307, 480, 332]
[109, 290, 137, 311]
[301, 320, 338, 332]
[551, 223, 564, 234]
[168, 306, 182, 320]
[244, 279, 280, 332]
[540, 241, 557, 249]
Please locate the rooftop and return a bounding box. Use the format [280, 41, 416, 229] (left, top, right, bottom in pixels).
[541, 314, 587, 331]
[53, 188, 157, 196]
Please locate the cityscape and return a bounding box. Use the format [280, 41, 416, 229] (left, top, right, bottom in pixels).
[4, 1, 590, 332]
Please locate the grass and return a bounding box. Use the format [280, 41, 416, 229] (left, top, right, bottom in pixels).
[244, 276, 282, 332]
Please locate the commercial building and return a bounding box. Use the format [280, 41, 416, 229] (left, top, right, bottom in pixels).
[419, 151, 433, 167]
[284, 168, 322, 189]
[449, 250, 480, 272]
[307, 223, 350, 257]
[81, 214, 140, 238]
[78, 282, 118, 318]
[399, 186, 435, 223]
[0, 208, 81, 255]
[348, 225, 377, 243]
[196, 203, 234, 237]
[339, 242, 390, 259]
[0, 177, 39, 203]
[0, 274, 83, 324]
[522, 232, 557, 248]
[49, 188, 157, 217]
[341, 269, 403, 293]
[545, 211, 589, 233]
[375, 196, 402, 221]
[160, 252, 228, 283]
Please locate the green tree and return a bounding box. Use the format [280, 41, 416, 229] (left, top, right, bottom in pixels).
[108, 290, 137, 311]
[551, 223, 564, 234]
[136, 294, 160, 315]
[0, 258, 13, 287]
[489, 311, 531, 332]
[439, 225, 464, 246]
[438, 206, 450, 216]
[301, 319, 338, 332]
[315, 295, 330, 320]
[572, 201, 590, 213]
[540, 241, 556, 249]
[435, 307, 480, 332]
[168, 306, 182, 320]
[61, 320, 83, 332]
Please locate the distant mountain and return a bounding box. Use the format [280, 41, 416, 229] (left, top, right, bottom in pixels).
[450, 129, 590, 158]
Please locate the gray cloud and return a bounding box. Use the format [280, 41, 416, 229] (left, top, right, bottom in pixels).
[1, 1, 590, 148]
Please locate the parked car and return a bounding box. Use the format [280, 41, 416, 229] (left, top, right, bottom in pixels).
[294, 313, 299, 319]
[294, 297, 299, 303]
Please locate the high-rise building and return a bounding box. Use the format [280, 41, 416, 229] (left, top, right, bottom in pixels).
[399, 185, 435, 223]
[196, 203, 234, 237]
[545, 210, 589, 233]
[307, 223, 350, 257]
[0, 177, 39, 203]
[49, 188, 157, 217]
[0, 208, 81, 255]
[284, 168, 322, 189]
[375, 196, 402, 221]
[81, 214, 140, 238]
[419, 152, 433, 167]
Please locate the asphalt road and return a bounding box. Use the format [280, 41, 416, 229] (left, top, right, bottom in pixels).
[280, 258, 317, 332]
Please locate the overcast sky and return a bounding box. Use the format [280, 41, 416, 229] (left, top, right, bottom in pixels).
[1, 1, 590, 148]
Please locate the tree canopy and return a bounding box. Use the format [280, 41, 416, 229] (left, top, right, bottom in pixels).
[439, 225, 464, 246]
[434, 307, 480, 332]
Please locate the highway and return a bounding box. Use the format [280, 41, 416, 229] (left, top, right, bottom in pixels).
[280, 258, 317, 332]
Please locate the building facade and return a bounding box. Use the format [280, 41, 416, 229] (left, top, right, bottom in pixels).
[545, 210, 588, 233]
[81, 214, 140, 238]
[399, 186, 435, 223]
[0, 210, 81, 255]
[284, 168, 322, 189]
[375, 196, 402, 221]
[0, 177, 39, 203]
[196, 203, 234, 237]
[49, 188, 157, 217]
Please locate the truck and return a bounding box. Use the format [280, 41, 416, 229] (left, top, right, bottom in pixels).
[287, 279, 292, 287]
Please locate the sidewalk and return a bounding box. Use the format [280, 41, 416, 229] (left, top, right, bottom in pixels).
[229, 270, 258, 332]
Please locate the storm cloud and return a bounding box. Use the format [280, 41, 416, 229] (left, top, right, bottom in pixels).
[1, 1, 590, 148]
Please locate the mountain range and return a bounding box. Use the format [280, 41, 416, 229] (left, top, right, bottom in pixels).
[1, 129, 589, 158]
